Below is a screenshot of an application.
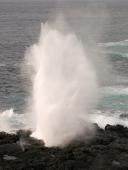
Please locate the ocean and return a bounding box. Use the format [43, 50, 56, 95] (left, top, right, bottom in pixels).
[0, 0, 128, 131]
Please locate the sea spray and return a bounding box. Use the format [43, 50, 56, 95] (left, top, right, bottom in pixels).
[26, 23, 98, 147]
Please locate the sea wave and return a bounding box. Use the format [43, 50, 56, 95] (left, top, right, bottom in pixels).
[98, 40, 128, 60]
[0, 109, 26, 133]
[101, 86, 128, 96]
[99, 40, 128, 47]
[106, 51, 128, 58]
[0, 108, 128, 133]
[90, 111, 128, 129]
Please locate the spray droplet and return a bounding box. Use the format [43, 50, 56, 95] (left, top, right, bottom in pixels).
[26, 22, 98, 147]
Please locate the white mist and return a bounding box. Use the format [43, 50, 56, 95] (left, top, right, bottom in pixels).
[26, 23, 98, 147]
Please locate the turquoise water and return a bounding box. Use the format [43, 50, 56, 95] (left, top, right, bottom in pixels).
[99, 40, 128, 112]
[100, 94, 128, 111]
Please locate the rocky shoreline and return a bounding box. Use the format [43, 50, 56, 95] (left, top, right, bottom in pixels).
[0, 124, 128, 170]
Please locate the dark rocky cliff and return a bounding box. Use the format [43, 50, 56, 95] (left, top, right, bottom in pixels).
[0, 124, 128, 170]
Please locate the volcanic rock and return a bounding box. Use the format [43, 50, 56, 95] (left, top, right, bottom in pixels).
[0, 124, 128, 170]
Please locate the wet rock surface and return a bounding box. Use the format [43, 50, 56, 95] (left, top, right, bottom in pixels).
[0, 124, 128, 170]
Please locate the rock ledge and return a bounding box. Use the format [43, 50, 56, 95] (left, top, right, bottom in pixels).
[0, 124, 128, 170]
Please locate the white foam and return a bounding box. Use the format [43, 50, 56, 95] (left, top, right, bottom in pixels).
[0, 108, 128, 135]
[90, 111, 128, 129]
[0, 109, 26, 133]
